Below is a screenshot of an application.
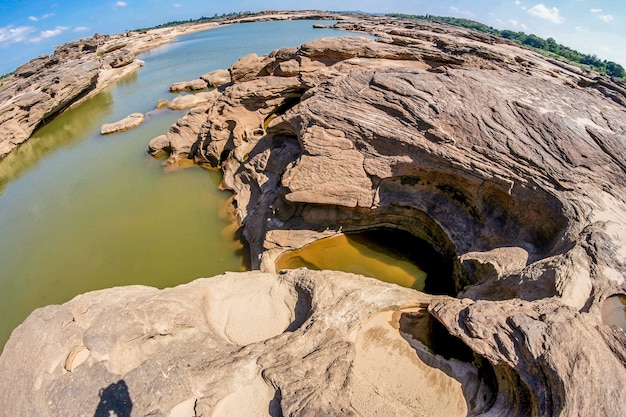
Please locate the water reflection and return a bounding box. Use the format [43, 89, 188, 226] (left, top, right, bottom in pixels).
[276, 232, 428, 291]
[0, 91, 113, 193]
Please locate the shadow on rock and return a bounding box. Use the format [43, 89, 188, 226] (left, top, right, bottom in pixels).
[94, 380, 132, 417]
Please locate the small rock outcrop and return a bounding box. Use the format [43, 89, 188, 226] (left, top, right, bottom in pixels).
[100, 113, 145, 135]
[201, 69, 231, 86]
[169, 79, 209, 92]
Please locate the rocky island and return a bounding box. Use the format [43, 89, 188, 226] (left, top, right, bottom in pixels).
[1, 11, 625, 417]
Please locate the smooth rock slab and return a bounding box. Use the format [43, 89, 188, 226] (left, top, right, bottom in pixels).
[100, 112, 145, 135]
[0, 270, 490, 417]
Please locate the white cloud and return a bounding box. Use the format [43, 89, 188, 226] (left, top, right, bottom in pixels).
[74, 26, 89, 33]
[0, 25, 36, 47]
[527, 4, 565, 24]
[598, 14, 614, 22]
[515, 0, 521, 4]
[116, 1, 127, 7]
[29, 26, 70, 43]
[173, 3, 182, 7]
[27, 13, 54, 22]
[590, 8, 602, 13]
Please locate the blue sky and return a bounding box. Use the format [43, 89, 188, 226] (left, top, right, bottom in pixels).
[1, 1, 625, 75]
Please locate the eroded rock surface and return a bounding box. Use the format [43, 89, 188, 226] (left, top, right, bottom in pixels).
[2, 13, 626, 417]
[142, 15, 626, 416]
[0, 21, 222, 158]
[0, 270, 499, 417]
[100, 112, 145, 135]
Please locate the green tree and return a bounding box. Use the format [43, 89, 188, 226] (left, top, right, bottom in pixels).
[606, 61, 626, 78]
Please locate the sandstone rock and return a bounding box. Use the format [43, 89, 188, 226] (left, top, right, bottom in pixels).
[144, 15, 626, 416]
[0, 269, 500, 417]
[0, 58, 100, 157]
[100, 112, 144, 135]
[229, 53, 272, 83]
[156, 98, 169, 109]
[3, 12, 626, 417]
[169, 79, 208, 92]
[200, 69, 230, 86]
[105, 49, 136, 68]
[166, 90, 219, 110]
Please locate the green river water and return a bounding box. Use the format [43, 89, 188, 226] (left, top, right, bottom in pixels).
[0, 21, 438, 353]
[0, 20, 375, 351]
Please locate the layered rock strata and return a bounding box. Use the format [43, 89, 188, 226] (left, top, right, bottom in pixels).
[146, 16, 626, 416]
[1, 14, 626, 417]
[0, 11, 345, 159]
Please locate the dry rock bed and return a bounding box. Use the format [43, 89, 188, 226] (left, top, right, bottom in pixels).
[2, 16, 626, 417]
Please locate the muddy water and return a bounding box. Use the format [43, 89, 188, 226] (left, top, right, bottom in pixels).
[601, 294, 626, 333]
[276, 232, 428, 291]
[0, 20, 368, 350]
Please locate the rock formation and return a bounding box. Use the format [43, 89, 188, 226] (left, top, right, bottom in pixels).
[100, 112, 145, 135]
[145, 15, 626, 416]
[1, 13, 626, 417]
[0, 21, 222, 158]
[169, 79, 209, 92]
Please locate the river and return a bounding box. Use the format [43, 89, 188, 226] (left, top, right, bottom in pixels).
[0, 20, 368, 350]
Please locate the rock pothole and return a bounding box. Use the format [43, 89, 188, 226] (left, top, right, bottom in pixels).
[275, 227, 457, 294]
[350, 309, 495, 416]
[601, 294, 626, 333]
[203, 273, 311, 345]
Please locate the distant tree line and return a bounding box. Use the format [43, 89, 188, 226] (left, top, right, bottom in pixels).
[388, 13, 626, 80]
[133, 11, 254, 32]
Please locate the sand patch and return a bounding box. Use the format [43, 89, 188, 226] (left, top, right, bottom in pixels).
[350, 310, 467, 417]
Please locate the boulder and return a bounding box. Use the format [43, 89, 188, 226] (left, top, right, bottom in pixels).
[200, 69, 230, 86]
[105, 49, 135, 68]
[155, 98, 169, 109]
[229, 53, 272, 83]
[168, 79, 208, 92]
[166, 90, 219, 110]
[100, 113, 145, 135]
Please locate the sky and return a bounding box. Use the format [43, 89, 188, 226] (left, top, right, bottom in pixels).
[1, 0, 625, 75]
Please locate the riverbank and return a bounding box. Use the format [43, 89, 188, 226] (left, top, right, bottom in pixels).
[0, 11, 348, 158]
